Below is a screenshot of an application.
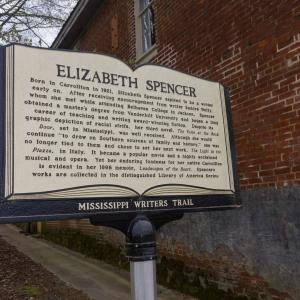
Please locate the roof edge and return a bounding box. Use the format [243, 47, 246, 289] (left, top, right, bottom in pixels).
[52, 0, 102, 49]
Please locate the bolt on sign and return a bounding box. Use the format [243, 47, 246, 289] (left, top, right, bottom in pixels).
[0, 44, 241, 223]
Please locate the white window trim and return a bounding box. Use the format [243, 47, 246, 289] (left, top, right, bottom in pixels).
[135, 0, 157, 64]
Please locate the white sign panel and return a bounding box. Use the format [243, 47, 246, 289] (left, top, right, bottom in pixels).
[0, 44, 240, 220]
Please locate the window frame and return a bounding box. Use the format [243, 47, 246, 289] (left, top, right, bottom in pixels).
[135, 0, 157, 64]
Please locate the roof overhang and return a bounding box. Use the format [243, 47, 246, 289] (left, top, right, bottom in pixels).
[52, 0, 102, 49]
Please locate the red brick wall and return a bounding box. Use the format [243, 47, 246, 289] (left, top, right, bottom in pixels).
[73, 0, 300, 190]
[154, 0, 300, 190]
[76, 0, 135, 64]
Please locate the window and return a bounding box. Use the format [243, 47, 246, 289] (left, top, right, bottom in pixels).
[136, 0, 156, 62]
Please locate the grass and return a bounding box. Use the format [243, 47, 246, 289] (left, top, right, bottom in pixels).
[22, 285, 40, 297]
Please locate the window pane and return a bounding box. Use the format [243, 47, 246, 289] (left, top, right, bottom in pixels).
[141, 12, 151, 52]
[141, 6, 156, 52]
[139, 0, 151, 12]
[149, 5, 156, 46]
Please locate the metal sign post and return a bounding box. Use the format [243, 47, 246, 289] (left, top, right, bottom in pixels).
[90, 213, 183, 300]
[126, 215, 157, 300]
[130, 260, 157, 300]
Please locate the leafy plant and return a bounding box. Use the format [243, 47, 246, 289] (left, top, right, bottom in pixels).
[22, 284, 40, 297]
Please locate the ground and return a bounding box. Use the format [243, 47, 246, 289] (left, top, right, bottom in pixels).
[0, 236, 91, 300]
[0, 225, 196, 300]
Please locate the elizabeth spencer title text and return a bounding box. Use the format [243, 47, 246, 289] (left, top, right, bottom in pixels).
[56, 64, 197, 98]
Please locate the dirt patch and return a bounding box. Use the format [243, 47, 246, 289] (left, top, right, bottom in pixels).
[0, 236, 92, 300]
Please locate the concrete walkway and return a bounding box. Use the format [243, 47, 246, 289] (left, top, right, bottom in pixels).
[0, 224, 194, 300]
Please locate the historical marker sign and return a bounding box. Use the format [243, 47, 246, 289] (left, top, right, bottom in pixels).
[0, 44, 240, 223]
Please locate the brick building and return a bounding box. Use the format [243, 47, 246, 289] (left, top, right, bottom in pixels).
[45, 0, 300, 299]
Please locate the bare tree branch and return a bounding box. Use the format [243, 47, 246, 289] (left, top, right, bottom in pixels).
[0, 0, 27, 28]
[14, 15, 50, 46]
[0, 0, 78, 47]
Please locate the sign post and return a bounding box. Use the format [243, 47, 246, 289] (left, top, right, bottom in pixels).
[90, 212, 183, 300]
[130, 260, 157, 300]
[127, 215, 157, 300]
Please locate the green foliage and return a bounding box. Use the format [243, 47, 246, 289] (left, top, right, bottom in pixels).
[22, 285, 40, 297]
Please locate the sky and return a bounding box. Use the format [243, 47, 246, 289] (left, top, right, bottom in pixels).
[0, 0, 78, 48]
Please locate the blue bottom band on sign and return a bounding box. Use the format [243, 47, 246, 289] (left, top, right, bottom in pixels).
[0, 195, 240, 224]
